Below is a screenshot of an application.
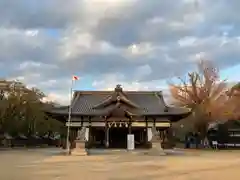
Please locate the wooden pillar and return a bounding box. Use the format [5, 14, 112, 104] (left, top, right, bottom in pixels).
[105, 117, 109, 148]
[145, 116, 148, 143]
[145, 116, 152, 148]
[80, 116, 83, 127]
[88, 116, 92, 148]
[140, 131, 144, 143]
[128, 116, 132, 134]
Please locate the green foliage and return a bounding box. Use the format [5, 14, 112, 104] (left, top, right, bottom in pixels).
[0, 80, 65, 136]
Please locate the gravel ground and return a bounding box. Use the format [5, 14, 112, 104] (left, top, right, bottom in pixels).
[0, 148, 240, 180]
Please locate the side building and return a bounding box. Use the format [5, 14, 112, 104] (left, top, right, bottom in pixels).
[46, 85, 191, 149]
[208, 120, 240, 148]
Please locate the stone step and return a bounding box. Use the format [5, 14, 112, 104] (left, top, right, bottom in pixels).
[71, 149, 88, 156]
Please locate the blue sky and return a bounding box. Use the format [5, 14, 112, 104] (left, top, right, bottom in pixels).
[220, 64, 240, 82]
[0, 0, 239, 104]
[45, 29, 61, 39]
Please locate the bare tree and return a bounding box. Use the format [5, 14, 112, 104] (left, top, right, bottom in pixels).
[169, 60, 229, 137]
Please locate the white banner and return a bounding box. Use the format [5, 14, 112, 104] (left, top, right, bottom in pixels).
[147, 128, 153, 141]
[85, 128, 89, 141]
[127, 134, 135, 150]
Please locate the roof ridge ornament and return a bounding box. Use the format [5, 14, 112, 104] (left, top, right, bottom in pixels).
[115, 84, 122, 92]
[92, 84, 140, 109]
[117, 96, 121, 101]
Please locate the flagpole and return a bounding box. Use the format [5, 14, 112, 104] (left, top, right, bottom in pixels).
[66, 79, 73, 155]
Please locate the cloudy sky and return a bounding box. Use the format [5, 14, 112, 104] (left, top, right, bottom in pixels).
[0, 0, 240, 104]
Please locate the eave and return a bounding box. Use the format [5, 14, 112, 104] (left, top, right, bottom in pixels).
[45, 111, 67, 123]
[45, 110, 191, 121]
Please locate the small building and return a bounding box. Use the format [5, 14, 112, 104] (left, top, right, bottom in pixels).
[46, 85, 191, 149]
[208, 120, 240, 148]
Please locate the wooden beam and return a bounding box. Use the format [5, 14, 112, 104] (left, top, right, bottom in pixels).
[66, 121, 170, 127]
[128, 117, 132, 134]
[66, 122, 105, 127]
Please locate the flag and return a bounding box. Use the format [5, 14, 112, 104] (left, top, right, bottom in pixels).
[72, 75, 79, 81]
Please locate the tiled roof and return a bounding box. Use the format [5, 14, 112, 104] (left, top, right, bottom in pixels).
[49, 85, 191, 117]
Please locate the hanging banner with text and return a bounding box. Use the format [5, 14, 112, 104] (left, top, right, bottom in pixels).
[147, 128, 153, 141]
[127, 134, 135, 150]
[85, 128, 89, 141]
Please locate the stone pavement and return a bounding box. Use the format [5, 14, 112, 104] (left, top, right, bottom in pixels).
[1, 148, 240, 180]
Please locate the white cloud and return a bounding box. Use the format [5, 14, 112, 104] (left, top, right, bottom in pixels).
[59, 31, 120, 60]
[39, 79, 58, 87]
[0, 0, 240, 105]
[42, 92, 70, 105]
[178, 36, 197, 47]
[25, 30, 39, 37]
[127, 43, 155, 56]
[19, 61, 41, 70]
[134, 64, 152, 79]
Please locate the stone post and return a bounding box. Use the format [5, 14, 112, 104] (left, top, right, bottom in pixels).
[148, 126, 166, 155]
[71, 127, 87, 156]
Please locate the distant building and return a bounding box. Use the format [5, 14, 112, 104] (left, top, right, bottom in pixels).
[46, 85, 191, 149]
[208, 120, 240, 148]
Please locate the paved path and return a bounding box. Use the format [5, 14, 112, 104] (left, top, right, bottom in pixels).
[1, 148, 240, 180]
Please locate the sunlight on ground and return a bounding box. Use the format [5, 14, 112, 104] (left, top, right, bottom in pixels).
[0, 149, 240, 180]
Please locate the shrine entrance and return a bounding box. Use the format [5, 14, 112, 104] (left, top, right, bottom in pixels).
[109, 127, 128, 148]
[89, 125, 150, 149]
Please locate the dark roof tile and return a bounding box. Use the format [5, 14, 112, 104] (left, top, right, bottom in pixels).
[48, 86, 191, 118]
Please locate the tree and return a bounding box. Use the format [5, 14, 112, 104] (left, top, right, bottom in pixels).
[169, 60, 230, 137]
[0, 79, 64, 137]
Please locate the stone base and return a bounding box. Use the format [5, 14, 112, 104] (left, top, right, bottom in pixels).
[71, 140, 87, 156]
[71, 149, 87, 156]
[148, 142, 166, 156]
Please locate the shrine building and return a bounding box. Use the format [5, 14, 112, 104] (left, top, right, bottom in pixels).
[46, 85, 191, 149]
